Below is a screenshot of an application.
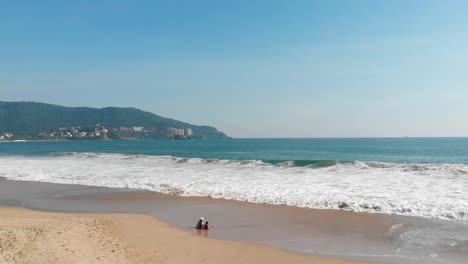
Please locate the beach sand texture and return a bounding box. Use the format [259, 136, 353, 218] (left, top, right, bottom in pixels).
[0, 207, 377, 264]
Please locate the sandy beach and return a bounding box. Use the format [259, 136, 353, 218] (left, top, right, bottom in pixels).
[0, 207, 378, 264]
[0, 179, 466, 264]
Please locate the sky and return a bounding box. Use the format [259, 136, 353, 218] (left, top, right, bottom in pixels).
[1, 0, 468, 138]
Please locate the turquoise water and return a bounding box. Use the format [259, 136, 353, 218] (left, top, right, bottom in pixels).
[1, 137, 467, 220]
[1, 138, 468, 164]
[1, 138, 467, 263]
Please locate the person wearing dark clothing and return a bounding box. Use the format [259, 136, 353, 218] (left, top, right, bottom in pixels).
[196, 217, 204, 230]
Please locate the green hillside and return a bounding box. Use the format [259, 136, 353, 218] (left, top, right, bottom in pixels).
[0, 101, 228, 139]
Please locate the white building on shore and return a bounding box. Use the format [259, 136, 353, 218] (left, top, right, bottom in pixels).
[0, 133, 14, 140]
[167, 127, 185, 136]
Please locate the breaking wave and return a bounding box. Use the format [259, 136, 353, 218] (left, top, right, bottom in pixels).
[0, 152, 467, 220]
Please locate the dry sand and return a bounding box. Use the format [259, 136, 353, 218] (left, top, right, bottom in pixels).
[0, 207, 379, 264]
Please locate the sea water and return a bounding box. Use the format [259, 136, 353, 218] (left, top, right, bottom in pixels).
[1, 138, 468, 263]
[0, 138, 467, 220]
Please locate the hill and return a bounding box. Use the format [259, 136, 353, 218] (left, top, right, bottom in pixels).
[0, 101, 228, 140]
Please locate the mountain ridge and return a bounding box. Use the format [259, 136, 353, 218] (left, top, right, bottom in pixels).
[0, 101, 228, 140]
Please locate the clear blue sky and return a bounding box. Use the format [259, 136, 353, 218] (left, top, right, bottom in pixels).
[1, 0, 467, 138]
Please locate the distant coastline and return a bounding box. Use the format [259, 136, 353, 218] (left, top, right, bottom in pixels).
[0, 101, 229, 141]
[1, 124, 199, 141]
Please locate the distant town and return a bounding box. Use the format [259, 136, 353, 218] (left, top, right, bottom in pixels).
[0, 125, 194, 141]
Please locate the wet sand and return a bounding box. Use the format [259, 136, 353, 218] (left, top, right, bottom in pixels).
[96, 192, 397, 256]
[0, 207, 376, 264]
[0, 179, 467, 263]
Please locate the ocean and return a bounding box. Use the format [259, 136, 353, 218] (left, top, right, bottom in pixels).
[1, 138, 467, 220]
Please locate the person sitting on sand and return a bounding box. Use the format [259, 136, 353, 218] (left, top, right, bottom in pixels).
[203, 221, 213, 230]
[196, 217, 204, 230]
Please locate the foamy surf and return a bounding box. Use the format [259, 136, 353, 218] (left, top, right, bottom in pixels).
[0, 152, 467, 220]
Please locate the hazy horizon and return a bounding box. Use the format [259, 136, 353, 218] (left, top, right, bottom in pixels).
[2, 1, 468, 138]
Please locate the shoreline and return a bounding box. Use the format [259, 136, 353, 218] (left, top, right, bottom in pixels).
[0, 179, 467, 264]
[0, 207, 379, 264]
[2, 149, 467, 221]
[0, 136, 222, 142]
[2, 176, 465, 222]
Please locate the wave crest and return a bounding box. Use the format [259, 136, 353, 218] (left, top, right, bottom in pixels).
[0, 152, 467, 220]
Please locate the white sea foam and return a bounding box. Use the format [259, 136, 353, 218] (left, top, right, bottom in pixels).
[0, 152, 467, 220]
